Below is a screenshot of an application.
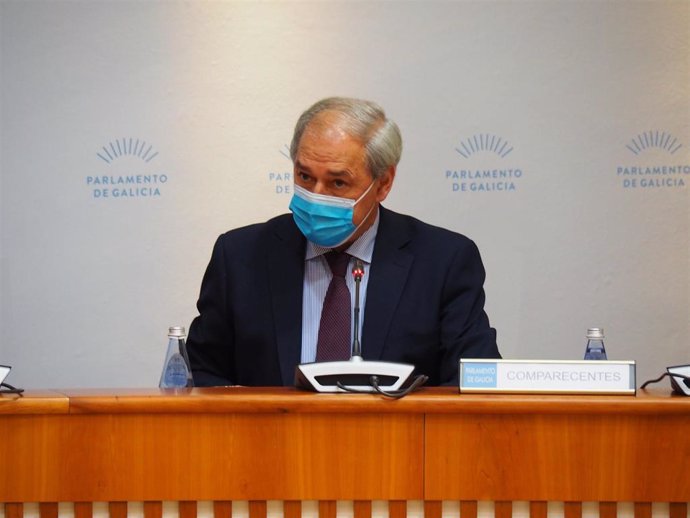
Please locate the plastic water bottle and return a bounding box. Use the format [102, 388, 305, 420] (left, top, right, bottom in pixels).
[159, 326, 194, 388]
[584, 327, 607, 360]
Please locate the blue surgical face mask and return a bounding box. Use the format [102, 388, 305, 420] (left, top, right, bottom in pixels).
[289, 182, 376, 248]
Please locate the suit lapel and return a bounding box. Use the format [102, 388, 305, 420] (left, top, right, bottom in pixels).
[361, 207, 413, 360]
[267, 215, 306, 385]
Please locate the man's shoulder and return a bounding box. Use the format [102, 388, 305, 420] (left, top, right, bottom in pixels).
[207, 214, 304, 261]
[216, 213, 293, 240]
[380, 206, 476, 248]
[378, 207, 485, 276]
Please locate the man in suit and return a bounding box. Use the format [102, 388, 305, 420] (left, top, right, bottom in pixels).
[187, 97, 500, 387]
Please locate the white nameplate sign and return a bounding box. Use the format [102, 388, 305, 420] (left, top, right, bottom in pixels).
[459, 359, 636, 395]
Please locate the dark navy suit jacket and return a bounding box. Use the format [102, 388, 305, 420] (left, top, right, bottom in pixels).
[187, 206, 500, 386]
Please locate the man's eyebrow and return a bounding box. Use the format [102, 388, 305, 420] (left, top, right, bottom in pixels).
[327, 170, 351, 177]
[294, 160, 310, 171]
[295, 160, 309, 171]
[294, 161, 353, 177]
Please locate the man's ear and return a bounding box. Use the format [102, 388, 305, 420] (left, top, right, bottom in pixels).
[375, 165, 396, 202]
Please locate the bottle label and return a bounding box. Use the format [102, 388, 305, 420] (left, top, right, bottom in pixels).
[163, 353, 189, 387]
[584, 340, 607, 360]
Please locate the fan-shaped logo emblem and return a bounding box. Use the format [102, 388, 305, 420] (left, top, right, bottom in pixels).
[86, 137, 169, 199]
[617, 130, 688, 190]
[96, 138, 159, 164]
[268, 144, 293, 195]
[446, 133, 523, 193]
[625, 131, 682, 156]
[278, 144, 291, 161]
[455, 134, 513, 159]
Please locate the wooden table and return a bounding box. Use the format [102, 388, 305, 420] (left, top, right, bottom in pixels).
[1, 387, 688, 518]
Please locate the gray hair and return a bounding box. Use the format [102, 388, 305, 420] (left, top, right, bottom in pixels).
[290, 97, 403, 179]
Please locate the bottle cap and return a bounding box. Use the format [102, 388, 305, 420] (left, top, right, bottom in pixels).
[586, 327, 604, 339]
[168, 326, 186, 337]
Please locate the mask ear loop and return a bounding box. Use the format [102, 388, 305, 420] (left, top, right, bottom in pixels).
[329, 180, 379, 249]
[353, 179, 376, 204]
[330, 199, 377, 249]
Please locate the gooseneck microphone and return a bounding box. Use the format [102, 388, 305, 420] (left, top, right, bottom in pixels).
[295, 257, 427, 398]
[351, 258, 364, 359]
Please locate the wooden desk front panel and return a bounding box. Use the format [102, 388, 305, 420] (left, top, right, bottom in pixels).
[1, 412, 423, 503]
[425, 412, 690, 502]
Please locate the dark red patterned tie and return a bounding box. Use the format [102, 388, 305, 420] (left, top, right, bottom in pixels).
[316, 252, 351, 362]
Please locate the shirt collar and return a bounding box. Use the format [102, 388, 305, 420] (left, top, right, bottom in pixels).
[305, 209, 380, 264]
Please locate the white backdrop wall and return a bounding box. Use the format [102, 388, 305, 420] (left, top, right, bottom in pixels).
[1, 0, 688, 389]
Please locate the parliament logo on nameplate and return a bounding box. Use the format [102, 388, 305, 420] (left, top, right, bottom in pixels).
[459, 359, 636, 395]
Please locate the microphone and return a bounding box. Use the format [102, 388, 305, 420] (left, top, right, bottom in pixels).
[351, 259, 364, 359]
[294, 258, 427, 397]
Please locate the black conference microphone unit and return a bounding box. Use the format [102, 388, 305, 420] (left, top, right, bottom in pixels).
[641, 364, 690, 396]
[294, 259, 428, 398]
[0, 365, 24, 395]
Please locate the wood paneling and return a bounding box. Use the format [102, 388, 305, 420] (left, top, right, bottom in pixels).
[178, 501, 197, 518]
[495, 501, 512, 518]
[353, 500, 371, 518]
[529, 501, 547, 518]
[247, 501, 265, 518]
[564, 502, 582, 518]
[599, 501, 617, 518]
[282, 501, 301, 518]
[388, 501, 407, 518]
[73, 502, 93, 518]
[143, 502, 162, 518]
[0, 412, 422, 502]
[423, 501, 442, 518]
[634, 502, 652, 518]
[459, 501, 478, 518]
[670, 503, 688, 518]
[54, 387, 690, 415]
[38, 503, 57, 518]
[108, 502, 127, 518]
[0, 391, 68, 415]
[318, 501, 336, 518]
[425, 411, 690, 502]
[1, 387, 688, 508]
[4, 503, 23, 518]
[212, 501, 232, 518]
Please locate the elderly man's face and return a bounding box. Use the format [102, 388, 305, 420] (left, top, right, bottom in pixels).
[293, 111, 395, 247]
